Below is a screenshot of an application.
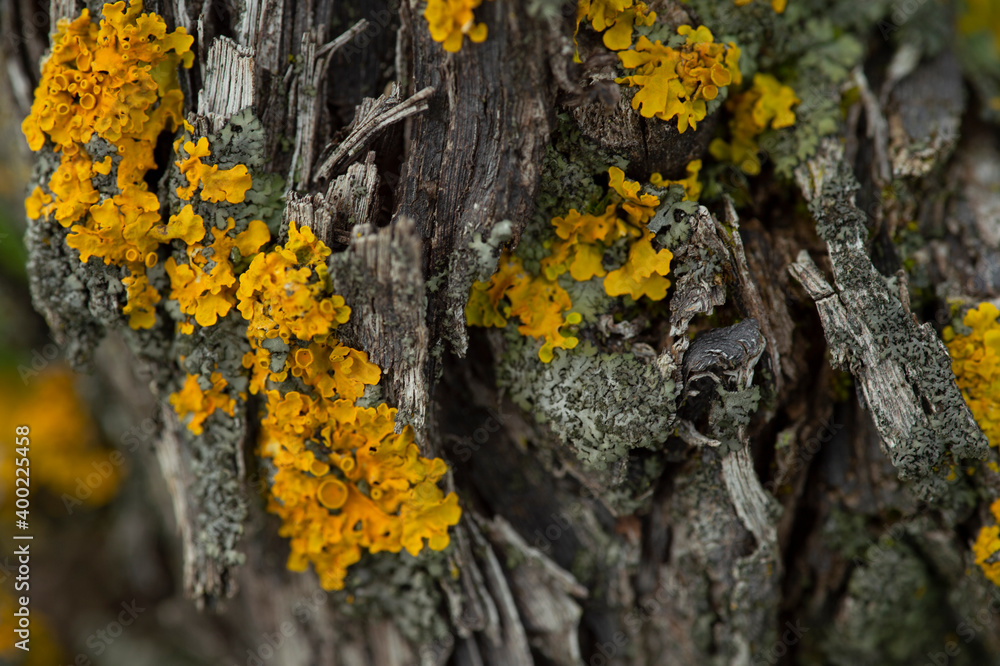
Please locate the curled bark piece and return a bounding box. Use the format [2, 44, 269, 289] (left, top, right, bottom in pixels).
[667, 206, 729, 366]
[314, 84, 435, 181]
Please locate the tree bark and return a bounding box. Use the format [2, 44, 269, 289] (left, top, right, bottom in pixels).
[6, 0, 1000, 664]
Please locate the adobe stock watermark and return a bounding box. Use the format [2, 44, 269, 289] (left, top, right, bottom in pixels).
[63, 412, 275, 514]
[922, 588, 1000, 666]
[529, 482, 610, 554]
[239, 587, 330, 665]
[16, 335, 65, 385]
[877, 0, 932, 41]
[713, 76, 841, 193]
[0, 556, 16, 584]
[849, 518, 914, 569]
[754, 620, 810, 665]
[61, 417, 157, 514]
[337, 1, 400, 64]
[583, 580, 808, 666]
[451, 407, 507, 462]
[58, 599, 145, 665]
[0, 10, 49, 51]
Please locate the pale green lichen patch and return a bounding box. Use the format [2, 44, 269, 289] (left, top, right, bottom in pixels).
[336, 549, 452, 646]
[708, 384, 761, 454]
[497, 335, 678, 470]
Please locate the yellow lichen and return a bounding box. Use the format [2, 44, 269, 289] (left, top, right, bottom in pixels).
[734, 0, 787, 13]
[236, 221, 348, 345]
[21, 1, 192, 154]
[958, 0, 1000, 53]
[543, 204, 621, 281]
[237, 221, 461, 590]
[651, 159, 702, 201]
[973, 498, 1000, 586]
[709, 73, 799, 175]
[175, 136, 253, 204]
[467, 252, 583, 363]
[25, 186, 53, 219]
[617, 26, 742, 133]
[22, 0, 196, 329]
[943, 302, 1000, 448]
[603, 231, 673, 300]
[576, 0, 657, 52]
[23, 2, 458, 595]
[169, 372, 237, 435]
[165, 217, 271, 331]
[467, 167, 673, 361]
[121, 269, 161, 329]
[424, 0, 491, 53]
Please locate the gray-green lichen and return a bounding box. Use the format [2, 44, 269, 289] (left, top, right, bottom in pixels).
[520, 114, 625, 276]
[468, 219, 514, 281]
[170, 107, 285, 238]
[690, 0, 881, 188]
[794, 142, 988, 499]
[708, 384, 761, 454]
[24, 142, 124, 370]
[485, 115, 701, 478]
[26, 106, 282, 601]
[335, 549, 453, 646]
[496, 335, 677, 471]
[819, 515, 996, 666]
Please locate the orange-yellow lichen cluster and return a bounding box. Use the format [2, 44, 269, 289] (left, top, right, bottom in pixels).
[23, 1, 462, 590]
[651, 158, 703, 203]
[709, 73, 799, 175]
[22, 2, 261, 331]
[958, 0, 1000, 53]
[734, 0, 787, 13]
[943, 302, 1000, 449]
[974, 498, 1000, 586]
[0, 368, 121, 512]
[576, 0, 657, 52]
[424, 0, 492, 52]
[163, 215, 271, 333]
[169, 372, 238, 435]
[617, 26, 743, 134]
[466, 253, 584, 362]
[467, 166, 682, 362]
[174, 136, 253, 204]
[236, 222, 461, 590]
[22, 0, 195, 329]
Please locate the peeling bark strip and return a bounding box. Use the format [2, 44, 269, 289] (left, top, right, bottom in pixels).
[287, 21, 369, 190]
[395, 0, 553, 356]
[284, 152, 383, 247]
[198, 35, 255, 129]
[315, 84, 435, 181]
[328, 216, 431, 434]
[791, 139, 988, 498]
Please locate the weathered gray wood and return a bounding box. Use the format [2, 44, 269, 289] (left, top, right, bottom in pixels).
[11, 0, 1000, 663]
[790, 140, 988, 498]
